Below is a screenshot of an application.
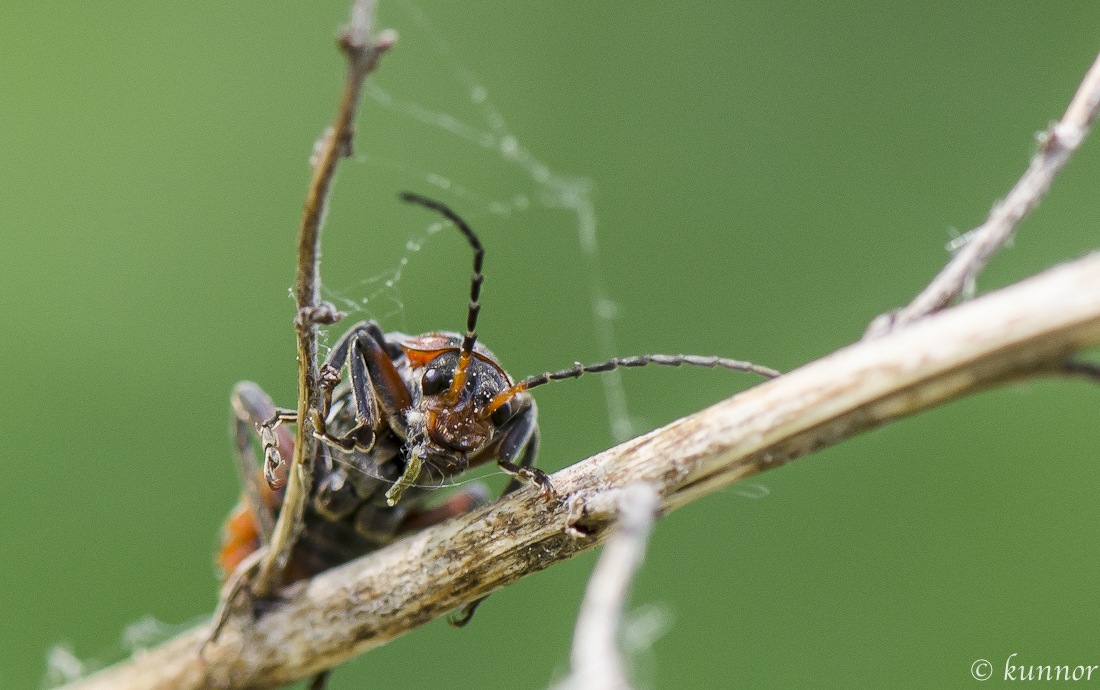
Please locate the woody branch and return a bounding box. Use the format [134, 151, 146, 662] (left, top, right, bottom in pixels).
[61, 250, 1100, 689]
[555, 484, 661, 690]
[867, 49, 1100, 336]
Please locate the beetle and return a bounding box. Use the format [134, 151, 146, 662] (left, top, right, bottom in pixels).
[218, 192, 779, 617]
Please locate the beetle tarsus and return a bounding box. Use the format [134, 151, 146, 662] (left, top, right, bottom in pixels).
[206, 547, 265, 651]
[263, 448, 285, 490]
[499, 461, 554, 498]
[308, 669, 331, 690]
[259, 424, 287, 491]
[528, 468, 555, 497]
[447, 597, 485, 627]
[314, 422, 375, 454]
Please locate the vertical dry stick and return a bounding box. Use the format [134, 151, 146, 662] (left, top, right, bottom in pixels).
[253, 0, 396, 596]
[555, 484, 660, 690]
[866, 49, 1100, 338]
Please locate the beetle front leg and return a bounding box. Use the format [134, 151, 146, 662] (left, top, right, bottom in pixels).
[259, 409, 298, 491]
[315, 321, 412, 452]
[445, 399, 550, 628]
[495, 398, 553, 497]
[230, 382, 295, 540]
[314, 321, 377, 451]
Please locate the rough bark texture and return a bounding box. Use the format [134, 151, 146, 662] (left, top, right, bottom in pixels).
[62, 251, 1100, 690]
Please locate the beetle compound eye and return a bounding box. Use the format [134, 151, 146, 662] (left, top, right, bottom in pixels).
[490, 400, 513, 427]
[421, 367, 451, 396]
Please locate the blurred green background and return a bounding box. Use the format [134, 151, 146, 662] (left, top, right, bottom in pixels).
[2, 1, 1100, 688]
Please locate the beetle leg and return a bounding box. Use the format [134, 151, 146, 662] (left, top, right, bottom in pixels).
[230, 382, 294, 540]
[314, 321, 413, 453]
[338, 332, 380, 452]
[320, 320, 392, 374]
[501, 424, 542, 495]
[319, 320, 371, 373]
[449, 402, 549, 628]
[494, 398, 553, 497]
[314, 321, 378, 447]
[258, 408, 297, 491]
[211, 383, 293, 649]
[206, 547, 266, 649]
[448, 598, 484, 628]
[314, 321, 374, 449]
[355, 331, 413, 435]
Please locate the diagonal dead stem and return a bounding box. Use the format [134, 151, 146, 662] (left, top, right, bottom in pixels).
[866, 49, 1100, 337]
[252, 0, 396, 597]
[61, 251, 1100, 690]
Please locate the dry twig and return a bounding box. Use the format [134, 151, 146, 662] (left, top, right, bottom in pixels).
[61, 250, 1100, 690]
[555, 484, 661, 690]
[252, 0, 396, 596]
[866, 49, 1100, 337]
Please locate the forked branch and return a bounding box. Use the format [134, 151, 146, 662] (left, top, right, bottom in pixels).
[866, 49, 1100, 337]
[62, 251, 1100, 689]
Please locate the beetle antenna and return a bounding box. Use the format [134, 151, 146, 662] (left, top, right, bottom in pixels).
[399, 192, 484, 400]
[487, 354, 781, 415]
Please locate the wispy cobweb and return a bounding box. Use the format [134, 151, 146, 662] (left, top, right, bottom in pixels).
[325, 0, 637, 441]
[728, 482, 770, 499]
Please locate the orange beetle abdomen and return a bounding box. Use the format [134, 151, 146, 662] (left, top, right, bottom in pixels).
[216, 499, 262, 579]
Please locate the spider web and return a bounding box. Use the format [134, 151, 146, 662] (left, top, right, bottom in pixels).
[321, 0, 636, 443]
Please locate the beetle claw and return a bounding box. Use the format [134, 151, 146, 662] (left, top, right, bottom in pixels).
[523, 468, 554, 498]
[263, 447, 286, 490]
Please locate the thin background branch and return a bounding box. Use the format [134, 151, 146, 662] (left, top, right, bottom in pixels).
[555, 484, 661, 690]
[866, 49, 1100, 337]
[253, 0, 396, 596]
[61, 250, 1100, 690]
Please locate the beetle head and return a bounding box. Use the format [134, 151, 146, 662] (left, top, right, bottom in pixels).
[413, 350, 516, 465]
